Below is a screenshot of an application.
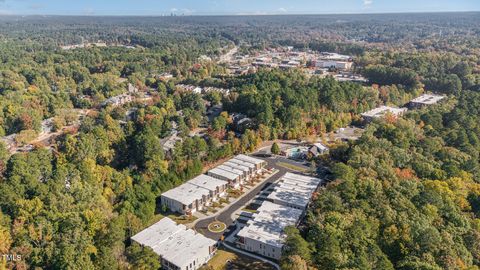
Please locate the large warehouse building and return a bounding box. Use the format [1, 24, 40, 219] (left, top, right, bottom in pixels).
[132, 217, 217, 270]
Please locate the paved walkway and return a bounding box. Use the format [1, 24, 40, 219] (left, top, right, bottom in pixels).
[222, 242, 280, 270]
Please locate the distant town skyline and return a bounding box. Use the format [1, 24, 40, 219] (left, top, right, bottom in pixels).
[0, 0, 479, 16]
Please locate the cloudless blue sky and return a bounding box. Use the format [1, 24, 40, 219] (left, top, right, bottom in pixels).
[0, 0, 479, 16]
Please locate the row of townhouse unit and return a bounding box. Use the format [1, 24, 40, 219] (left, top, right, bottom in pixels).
[132, 217, 217, 270]
[236, 172, 323, 260]
[207, 154, 266, 188]
[160, 154, 266, 215]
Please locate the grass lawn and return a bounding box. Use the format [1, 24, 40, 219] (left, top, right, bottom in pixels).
[201, 247, 275, 270]
[207, 221, 227, 233]
[156, 210, 198, 225]
[227, 189, 242, 198]
[169, 214, 198, 224]
[276, 161, 309, 172]
[241, 207, 258, 213]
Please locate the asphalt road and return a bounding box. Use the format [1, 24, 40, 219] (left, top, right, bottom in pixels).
[194, 155, 308, 240]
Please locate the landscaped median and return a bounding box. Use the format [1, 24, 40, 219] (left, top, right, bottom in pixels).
[207, 221, 227, 233]
[276, 161, 309, 172]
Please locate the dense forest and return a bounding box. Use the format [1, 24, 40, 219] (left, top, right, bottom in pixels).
[0, 13, 479, 270]
[281, 91, 480, 270]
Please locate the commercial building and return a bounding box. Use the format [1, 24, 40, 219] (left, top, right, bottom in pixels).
[266, 172, 322, 210]
[361, 106, 408, 122]
[187, 175, 229, 202]
[315, 60, 353, 70]
[132, 217, 217, 270]
[236, 201, 303, 260]
[160, 182, 211, 215]
[408, 94, 445, 109]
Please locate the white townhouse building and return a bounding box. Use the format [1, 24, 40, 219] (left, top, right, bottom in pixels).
[132, 217, 217, 270]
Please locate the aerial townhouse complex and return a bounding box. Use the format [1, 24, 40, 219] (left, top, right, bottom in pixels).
[161, 155, 266, 214]
[132, 217, 217, 270]
[236, 172, 323, 260]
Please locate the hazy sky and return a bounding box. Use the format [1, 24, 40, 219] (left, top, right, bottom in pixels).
[0, 0, 479, 16]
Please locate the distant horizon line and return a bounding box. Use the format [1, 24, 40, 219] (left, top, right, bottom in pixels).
[1, 10, 479, 17]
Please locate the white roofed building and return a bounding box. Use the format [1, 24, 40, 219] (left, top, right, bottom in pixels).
[267, 172, 322, 210]
[309, 143, 329, 157]
[161, 182, 211, 215]
[223, 161, 252, 180]
[361, 106, 408, 122]
[208, 167, 242, 189]
[187, 174, 229, 201]
[236, 201, 303, 260]
[409, 94, 445, 109]
[207, 155, 266, 188]
[131, 217, 217, 270]
[217, 165, 246, 182]
[228, 158, 257, 175]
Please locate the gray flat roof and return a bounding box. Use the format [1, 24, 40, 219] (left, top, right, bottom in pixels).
[161, 182, 210, 206]
[410, 94, 445, 105]
[208, 168, 239, 181]
[267, 172, 323, 208]
[235, 154, 266, 166]
[224, 161, 251, 173]
[267, 187, 310, 208]
[237, 201, 303, 248]
[132, 217, 216, 268]
[187, 174, 228, 192]
[361, 106, 407, 118]
[282, 172, 322, 187]
[229, 158, 256, 169]
[217, 165, 245, 176]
